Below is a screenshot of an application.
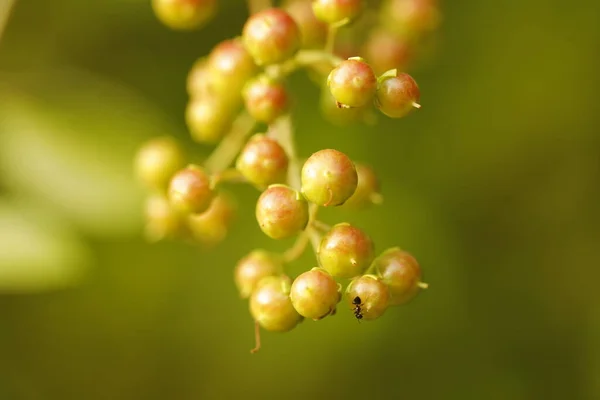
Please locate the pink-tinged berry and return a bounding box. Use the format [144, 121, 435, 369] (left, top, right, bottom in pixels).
[373, 247, 426, 305]
[301, 149, 358, 206]
[342, 163, 382, 209]
[256, 184, 309, 239]
[186, 191, 236, 247]
[250, 275, 303, 332]
[290, 268, 341, 320]
[242, 8, 301, 66]
[243, 76, 290, 124]
[318, 223, 374, 278]
[312, 0, 363, 25]
[167, 165, 214, 214]
[284, 0, 328, 49]
[346, 274, 390, 320]
[234, 249, 283, 299]
[134, 136, 186, 193]
[327, 57, 377, 108]
[363, 29, 413, 76]
[152, 0, 216, 30]
[375, 71, 421, 118]
[236, 134, 289, 188]
[143, 194, 187, 242]
[185, 96, 236, 144]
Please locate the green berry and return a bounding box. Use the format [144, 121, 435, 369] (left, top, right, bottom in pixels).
[134, 136, 186, 193]
[167, 164, 214, 214]
[186, 57, 209, 98]
[319, 84, 371, 126]
[242, 8, 301, 66]
[152, 0, 216, 31]
[256, 184, 309, 239]
[284, 0, 327, 49]
[250, 275, 303, 332]
[318, 223, 374, 278]
[185, 96, 236, 144]
[373, 247, 425, 305]
[375, 71, 421, 118]
[380, 0, 441, 37]
[312, 0, 363, 25]
[342, 163, 381, 209]
[236, 134, 289, 188]
[346, 274, 390, 320]
[243, 76, 290, 124]
[234, 250, 283, 299]
[301, 149, 358, 206]
[327, 57, 377, 108]
[290, 267, 341, 320]
[143, 194, 187, 242]
[363, 29, 413, 76]
[186, 191, 236, 247]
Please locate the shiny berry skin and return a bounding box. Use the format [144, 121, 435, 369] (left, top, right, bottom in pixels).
[290, 268, 341, 320]
[152, 0, 216, 31]
[236, 134, 289, 188]
[256, 184, 309, 239]
[301, 149, 358, 206]
[134, 136, 186, 193]
[373, 247, 424, 305]
[327, 57, 377, 108]
[242, 8, 301, 66]
[363, 29, 413, 76]
[143, 194, 187, 242]
[234, 249, 283, 299]
[284, 0, 327, 49]
[375, 72, 421, 118]
[342, 163, 381, 209]
[243, 76, 290, 124]
[318, 223, 374, 278]
[312, 0, 363, 25]
[250, 275, 303, 332]
[186, 191, 236, 247]
[167, 165, 214, 214]
[346, 274, 390, 320]
[185, 96, 235, 144]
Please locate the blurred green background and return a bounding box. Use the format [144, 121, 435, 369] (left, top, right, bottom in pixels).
[1, 0, 599, 399]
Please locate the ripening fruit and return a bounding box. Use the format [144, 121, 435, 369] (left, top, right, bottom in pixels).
[318, 223, 374, 278]
[312, 0, 363, 25]
[186, 191, 236, 247]
[167, 165, 214, 214]
[346, 274, 390, 320]
[250, 275, 303, 332]
[373, 247, 425, 305]
[152, 0, 217, 31]
[242, 8, 301, 66]
[327, 57, 377, 108]
[143, 194, 187, 242]
[243, 76, 290, 124]
[290, 268, 341, 320]
[186, 58, 209, 98]
[375, 71, 421, 118]
[380, 0, 441, 37]
[319, 83, 371, 126]
[236, 134, 289, 188]
[342, 163, 382, 209]
[186, 96, 236, 144]
[234, 249, 283, 298]
[363, 29, 413, 76]
[256, 185, 309, 239]
[301, 149, 358, 206]
[134, 136, 186, 193]
[283, 0, 328, 49]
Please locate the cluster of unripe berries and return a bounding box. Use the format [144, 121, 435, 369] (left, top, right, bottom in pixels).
[141, 0, 441, 351]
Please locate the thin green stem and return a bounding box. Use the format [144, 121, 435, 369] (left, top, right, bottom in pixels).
[204, 111, 255, 174]
[0, 0, 16, 45]
[325, 25, 338, 54]
[311, 219, 331, 233]
[268, 114, 301, 190]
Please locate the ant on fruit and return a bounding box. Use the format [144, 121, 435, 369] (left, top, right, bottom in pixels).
[352, 296, 363, 322]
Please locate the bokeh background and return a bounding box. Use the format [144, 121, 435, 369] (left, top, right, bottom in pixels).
[1, 0, 599, 399]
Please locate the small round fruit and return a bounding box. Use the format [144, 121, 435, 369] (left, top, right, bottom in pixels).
[152, 0, 216, 31]
[256, 185, 309, 239]
[167, 165, 214, 214]
[375, 71, 421, 118]
[242, 8, 301, 66]
[363, 29, 413, 76]
[301, 149, 358, 206]
[380, 0, 441, 37]
[236, 134, 289, 188]
[186, 96, 236, 144]
[312, 0, 363, 25]
[284, 0, 327, 49]
[186, 58, 209, 98]
[290, 268, 341, 320]
[342, 163, 381, 209]
[318, 223, 374, 278]
[234, 249, 283, 298]
[243, 76, 290, 124]
[144, 194, 187, 242]
[327, 57, 377, 108]
[346, 275, 390, 320]
[319, 84, 370, 126]
[186, 192, 236, 247]
[373, 247, 425, 305]
[250, 275, 303, 332]
[134, 136, 186, 193]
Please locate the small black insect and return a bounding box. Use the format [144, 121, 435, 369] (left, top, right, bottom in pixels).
[352, 296, 363, 321]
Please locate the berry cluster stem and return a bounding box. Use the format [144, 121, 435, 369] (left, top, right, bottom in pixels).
[205, 111, 255, 174]
[268, 114, 301, 190]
